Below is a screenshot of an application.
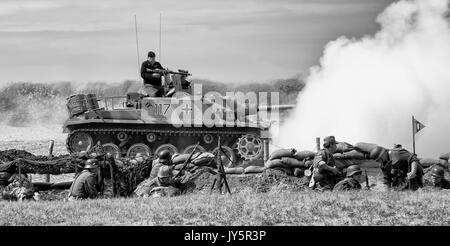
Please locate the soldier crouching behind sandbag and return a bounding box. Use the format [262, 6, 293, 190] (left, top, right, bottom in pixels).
[67, 159, 99, 201]
[134, 165, 182, 197]
[370, 146, 423, 191]
[309, 136, 343, 191]
[333, 165, 364, 192]
[1, 173, 38, 201]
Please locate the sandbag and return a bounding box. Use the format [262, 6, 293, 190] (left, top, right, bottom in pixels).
[335, 142, 354, 153]
[174, 163, 195, 170]
[439, 152, 450, 161]
[269, 148, 296, 161]
[293, 150, 315, 161]
[244, 166, 266, 174]
[419, 158, 440, 167]
[335, 159, 354, 169]
[281, 157, 306, 168]
[51, 181, 73, 190]
[33, 182, 54, 191]
[265, 159, 289, 169]
[354, 142, 378, 154]
[334, 150, 366, 160]
[171, 153, 201, 165]
[191, 153, 215, 166]
[224, 167, 244, 175]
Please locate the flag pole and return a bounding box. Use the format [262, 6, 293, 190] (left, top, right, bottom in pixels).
[412, 115, 416, 155]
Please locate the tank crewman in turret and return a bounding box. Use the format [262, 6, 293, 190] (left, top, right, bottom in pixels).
[140, 51, 165, 97]
[309, 136, 343, 191]
[333, 165, 363, 191]
[149, 150, 173, 180]
[370, 146, 423, 191]
[68, 159, 99, 200]
[429, 165, 450, 189]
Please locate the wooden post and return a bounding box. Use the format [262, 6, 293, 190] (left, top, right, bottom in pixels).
[263, 139, 269, 163]
[46, 140, 54, 183]
[316, 137, 321, 152]
[109, 163, 115, 197]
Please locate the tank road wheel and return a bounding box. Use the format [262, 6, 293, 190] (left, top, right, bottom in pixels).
[183, 144, 206, 154]
[67, 132, 93, 153]
[236, 134, 263, 161]
[146, 133, 157, 143]
[102, 143, 120, 159]
[117, 132, 128, 142]
[203, 134, 214, 144]
[212, 146, 237, 168]
[155, 144, 178, 156]
[127, 143, 151, 158]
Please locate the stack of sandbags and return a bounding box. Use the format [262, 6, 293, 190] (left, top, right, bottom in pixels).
[264, 148, 313, 176]
[419, 158, 441, 168]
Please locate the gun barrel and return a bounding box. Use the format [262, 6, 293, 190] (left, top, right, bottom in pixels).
[257, 104, 296, 111]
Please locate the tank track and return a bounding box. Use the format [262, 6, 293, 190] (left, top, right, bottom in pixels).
[66, 127, 263, 164]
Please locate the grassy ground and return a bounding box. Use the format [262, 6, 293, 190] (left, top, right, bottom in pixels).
[0, 189, 449, 226]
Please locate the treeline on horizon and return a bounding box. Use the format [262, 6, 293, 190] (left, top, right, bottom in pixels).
[0, 76, 304, 105]
[0, 77, 304, 125]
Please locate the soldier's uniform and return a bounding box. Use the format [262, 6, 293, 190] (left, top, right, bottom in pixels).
[333, 177, 362, 191]
[382, 148, 423, 191]
[2, 174, 34, 201]
[311, 136, 343, 191]
[149, 150, 173, 180]
[134, 165, 182, 197]
[68, 161, 99, 200]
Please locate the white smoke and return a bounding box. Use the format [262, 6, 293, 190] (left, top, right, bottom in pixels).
[276, 0, 450, 158]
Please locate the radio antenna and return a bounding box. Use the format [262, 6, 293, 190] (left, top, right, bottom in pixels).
[134, 14, 140, 82]
[159, 12, 162, 63]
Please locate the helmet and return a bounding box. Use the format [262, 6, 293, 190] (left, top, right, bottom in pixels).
[147, 51, 156, 57]
[84, 159, 99, 169]
[389, 149, 410, 165]
[158, 165, 173, 178]
[370, 146, 388, 160]
[346, 165, 362, 177]
[323, 136, 337, 148]
[158, 150, 172, 164]
[430, 165, 445, 178]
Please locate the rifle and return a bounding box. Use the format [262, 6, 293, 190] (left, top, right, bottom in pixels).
[146, 68, 192, 76]
[174, 142, 200, 178]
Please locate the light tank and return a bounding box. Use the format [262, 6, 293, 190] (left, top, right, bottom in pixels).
[62, 70, 294, 167]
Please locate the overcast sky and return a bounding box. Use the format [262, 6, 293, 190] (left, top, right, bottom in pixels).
[0, 0, 396, 84]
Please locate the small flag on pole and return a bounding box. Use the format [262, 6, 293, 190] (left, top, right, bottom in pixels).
[413, 117, 426, 134]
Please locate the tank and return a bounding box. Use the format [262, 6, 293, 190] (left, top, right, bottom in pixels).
[62, 70, 295, 167]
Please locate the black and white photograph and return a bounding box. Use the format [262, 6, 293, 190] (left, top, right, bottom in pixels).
[0, 0, 449, 233]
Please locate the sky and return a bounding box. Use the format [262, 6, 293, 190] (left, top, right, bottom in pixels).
[0, 0, 396, 84]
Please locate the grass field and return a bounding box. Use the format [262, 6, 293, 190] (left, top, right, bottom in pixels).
[0, 189, 449, 226]
[0, 136, 449, 226]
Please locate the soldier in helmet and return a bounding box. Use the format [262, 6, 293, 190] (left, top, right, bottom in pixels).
[140, 51, 166, 97]
[370, 146, 423, 191]
[310, 136, 343, 191]
[68, 159, 99, 200]
[429, 165, 450, 189]
[134, 165, 182, 197]
[333, 165, 364, 192]
[149, 150, 173, 180]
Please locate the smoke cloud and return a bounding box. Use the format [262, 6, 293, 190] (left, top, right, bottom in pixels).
[276, 0, 450, 158]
